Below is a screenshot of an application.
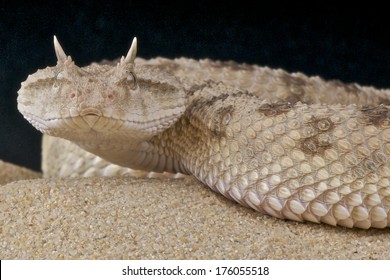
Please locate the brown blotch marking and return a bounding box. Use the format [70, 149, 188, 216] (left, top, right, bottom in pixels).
[257, 102, 293, 116]
[186, 93, 232, 138]
[210, 104, 235, 138]
[187, 93, 229, 115]
[208, 60, 255, 71]
[185, 80, 221, 96]
[300, 116, 335, 155]
[329, 80, 359, 97]
[360, 105, 390, 126]
[328, 80, 390, 106]
[300, 136, 332, 155]
[183, 94, 235, 140]
[231, 90, 254, 98]
[280, 72, 307, 100]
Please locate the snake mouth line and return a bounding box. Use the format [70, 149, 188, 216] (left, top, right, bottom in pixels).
[80, 108, 103, 117]
[23, 108, 182, 136]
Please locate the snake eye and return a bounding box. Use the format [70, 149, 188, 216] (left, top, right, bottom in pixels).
[126, 72, 137, 90]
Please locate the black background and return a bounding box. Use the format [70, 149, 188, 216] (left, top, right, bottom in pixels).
[0, 1, 389, 171]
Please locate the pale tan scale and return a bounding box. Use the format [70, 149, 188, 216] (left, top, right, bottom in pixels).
[366, 173, 380, 184]
[301, 212, 320, 224]
[352, 206, 370, 222]
[330, 162, 344, 175]
[291, 149, 306, 162]
[230, 166, 239, 177]
[234, 152, 243, 164]
[270, 143, 285, 157]
[239, 163, 248, 174]
[286, 168, 299, 179]
[300, 188, 316, 202]
[262, 131, 274, 142]
[270, 163, 282, 174]
[346, 119, 359, 130]
[377, 178, 390, 189]
[382, 129, 390, 140]
[277, 186, 291, 199]
[252, 121, 262, 132]
[288, 199, 307, 215]
[269, 175, 282, 186]
[288, 180, 301, 190]
[329, 177, 342, 188]
[330, 115, 342, 124]
[246, 191, 261, 206]
[232, 122, 241, 133]
[280, 156, 294, 168]
[325, 191, 341, 204]
[340, 173, 355, 184]
[370, 207, 387, 222]
[338, 218, 354, 228]
[253, 139, 265, 152]
[248, 171, 259, 181]
[316, 168, 329, 181]
[367, 137, 381, 150]
[364, 125, 379, 135]
[261, 152, 273, 164]
[257, 182, 270, 194]
[333, 204, 350, 220]
[246, 127, 257, 139]
[365, 193, 382, 206]
[321, 215, 338, 227]
[268, 197, 284, 211]
[315, 182, 328, 192]
[17, 38, 390, 228]
[302, 175, 315, 185]
[344, 154, 359, 166]
[310, 201, 329, 217]
[350, 132, 365, 144]
[379, 186, 390, 196]
[300, 162, 312, 174]
[345, 193, 363, 206]
[324, 148, 339, 162]
[238, 134, 249, 146]
[312, 155, 326, 168]
[259, 167, 269, 178]
[248, 159, 259, 169]
[363, 184, 379, 195]
[337, 139, 352, 152]
[280, 135, 296, 149]
[242, 116, 252, 128]
[378, 166, 390, 177]
[262, 118, 274, 128]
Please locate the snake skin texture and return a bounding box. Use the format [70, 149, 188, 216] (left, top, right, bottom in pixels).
[17, 37, 390, 228]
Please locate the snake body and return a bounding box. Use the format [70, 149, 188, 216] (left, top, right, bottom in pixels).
[17, 37, 390, 228]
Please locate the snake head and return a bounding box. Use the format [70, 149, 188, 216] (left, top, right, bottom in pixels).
[17, 36, 186, 146]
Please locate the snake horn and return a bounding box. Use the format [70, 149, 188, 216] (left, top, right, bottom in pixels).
[53, 36, 71, 64]
[124, 37, 137, 64]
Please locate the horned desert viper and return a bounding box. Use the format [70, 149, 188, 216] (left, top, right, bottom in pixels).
[17, 37, 390, 229]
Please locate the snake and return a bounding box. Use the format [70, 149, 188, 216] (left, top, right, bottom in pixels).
[17, 36, 390, 228]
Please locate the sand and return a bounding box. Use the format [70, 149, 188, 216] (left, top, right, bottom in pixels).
[1, 160, 390, 259]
